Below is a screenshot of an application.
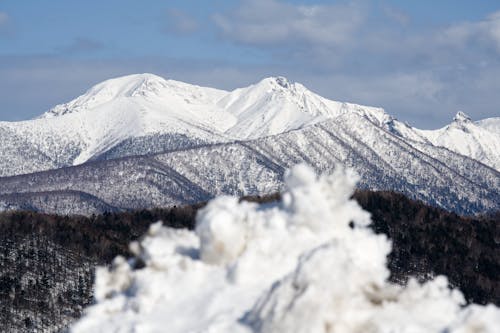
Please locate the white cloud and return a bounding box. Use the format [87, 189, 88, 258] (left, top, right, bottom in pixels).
[212, 1, 500, 67]
[439, 11, 500, 53]
[213, 0, 365, 47]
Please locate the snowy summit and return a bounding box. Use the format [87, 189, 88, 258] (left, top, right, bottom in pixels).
[453, 111, 472, 123]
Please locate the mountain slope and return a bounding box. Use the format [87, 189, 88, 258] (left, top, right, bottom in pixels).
[0, 113, 497, 216]
[477, 116, 500, 133]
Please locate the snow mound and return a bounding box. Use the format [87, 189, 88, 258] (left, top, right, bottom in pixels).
[71, 165, 499, 333]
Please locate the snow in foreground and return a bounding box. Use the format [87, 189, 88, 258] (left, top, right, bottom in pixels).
[72, 165, 499, 333]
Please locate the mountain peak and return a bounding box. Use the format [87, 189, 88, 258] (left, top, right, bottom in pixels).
[108, 73, 166, 83]
[274, 76, 291, 88]
[40, 73, 171, 119]
[88, 73, 169, 94]
[91, 73, 169, 97]
[453, 111, 472, 123]
[259, 76, 293, 89]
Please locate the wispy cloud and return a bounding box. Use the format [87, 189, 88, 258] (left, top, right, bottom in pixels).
[208, 0, 500, 126]
[58, 37, 104, 54]
[212, 0, 500, 67]
[165, 8, 198, 34]
[2, 2, 500, 128]
[382, 5, 410, 25]
[438, 11, 500, 53]
[0, 11, 9, 29]
[213, 0, 365, 48]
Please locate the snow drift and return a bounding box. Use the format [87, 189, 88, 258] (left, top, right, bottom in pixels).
[72, 165, 499, 333]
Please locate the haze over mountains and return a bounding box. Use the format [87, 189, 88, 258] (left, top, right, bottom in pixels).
[0, 74, 498, 215]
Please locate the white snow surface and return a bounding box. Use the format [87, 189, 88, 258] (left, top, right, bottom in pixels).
[41, 74, 386, 141]
[42, 73, 387, 145]
[72, 165, 499, 333]
[476, 116, 500, 133]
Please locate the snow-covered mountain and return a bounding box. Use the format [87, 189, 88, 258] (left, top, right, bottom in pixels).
[0, 111, 498, 216]
[40, 73, 388, 139]
[0, 73, 411, 177]
[0, 74, 229, 176]
[0, 73, 498, 215]
[477, 116, 500, 133]
[412, 112, 500, 171]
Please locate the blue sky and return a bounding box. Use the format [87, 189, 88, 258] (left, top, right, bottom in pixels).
[0, 0, 499, 127]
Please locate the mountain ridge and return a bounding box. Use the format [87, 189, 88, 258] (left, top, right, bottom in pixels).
[0, 74, 476, 176]
[0, 73, 498, 215]
[0, 112, 498, 216]
[1, 73, 498, 175]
